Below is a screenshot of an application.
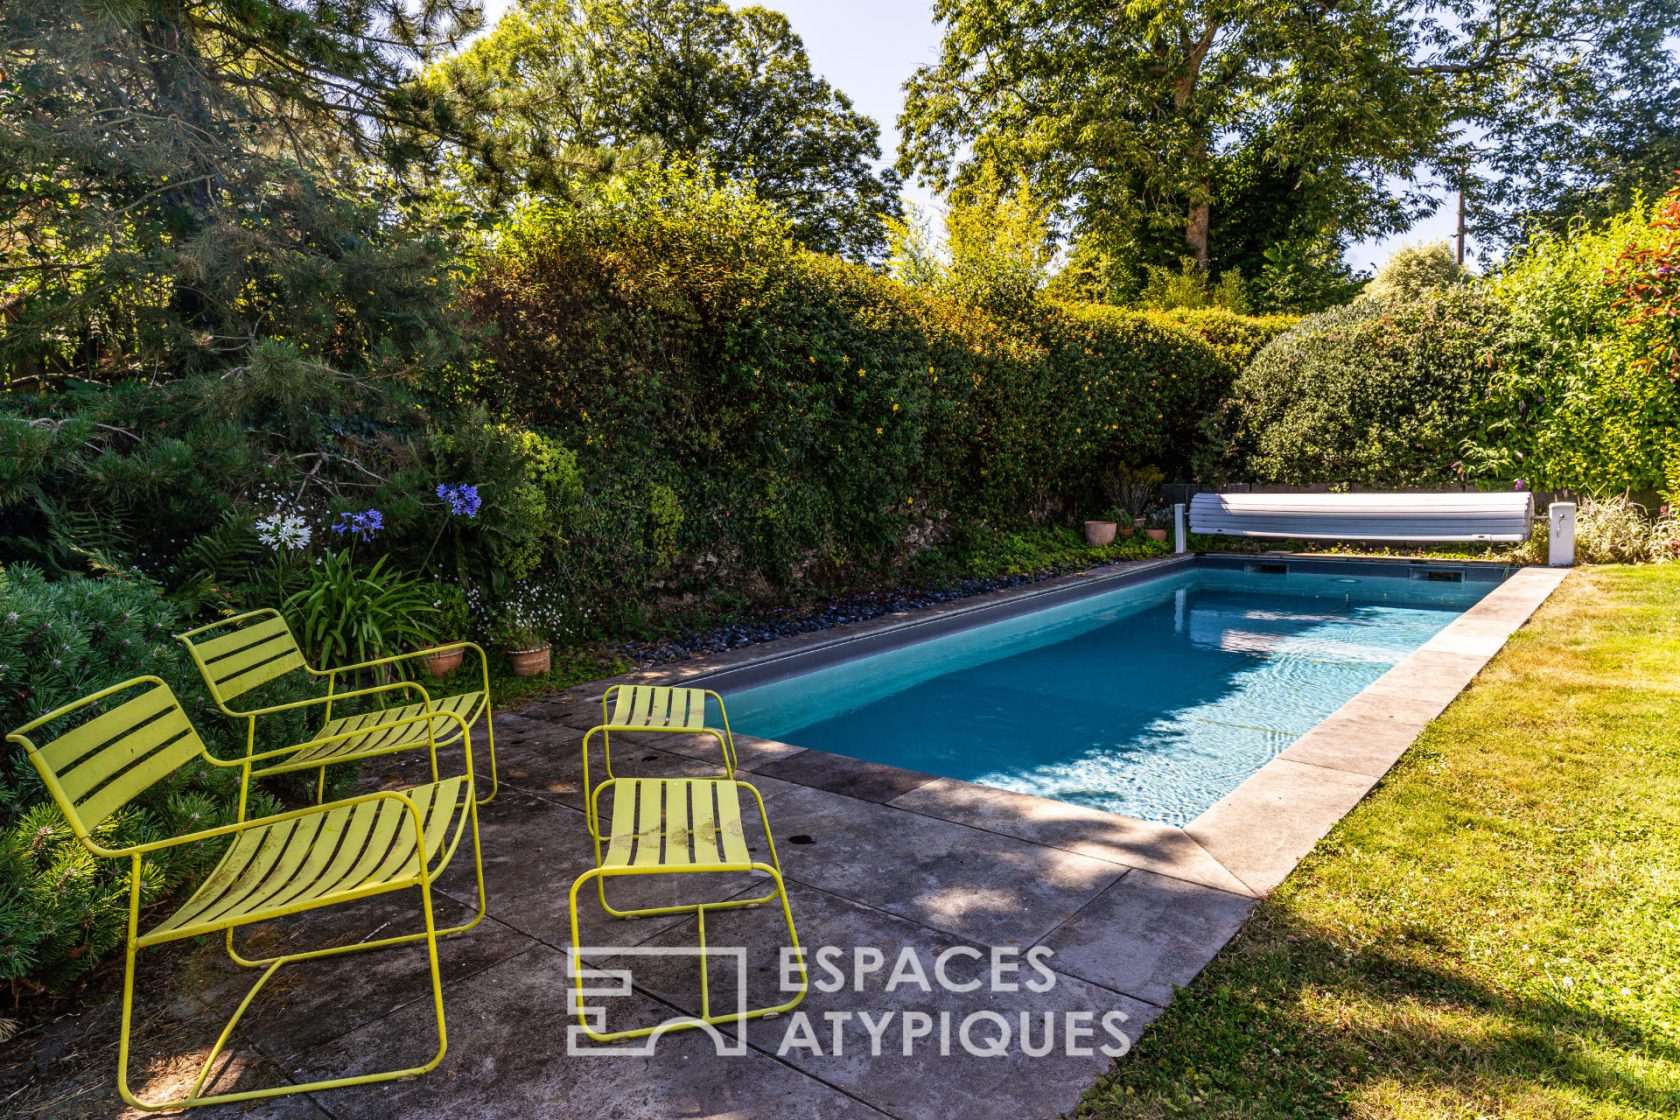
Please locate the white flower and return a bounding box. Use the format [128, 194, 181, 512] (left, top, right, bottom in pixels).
[256, 512, 312, 552]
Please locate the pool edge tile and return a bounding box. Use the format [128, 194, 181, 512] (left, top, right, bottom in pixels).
[1188, 564, 1568, 895]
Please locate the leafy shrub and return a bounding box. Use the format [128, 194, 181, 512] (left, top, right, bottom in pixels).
[914, 527, 1171, 582]
[1139, 258, 1251, 313]
[1361, 242, 1466, 303]
[1477, 193, 1680, 496]
[1205, 290, 1507, 486]
[0, 567, 299, 989]
[1607, 174, 1680, 385]
[1573, 497, 1680, 564]
[1142, 307, 1301, 370]
[281, 551, 438, 670]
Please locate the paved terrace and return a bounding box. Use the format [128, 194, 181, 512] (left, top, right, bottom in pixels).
[78, 560, 1564, 1120]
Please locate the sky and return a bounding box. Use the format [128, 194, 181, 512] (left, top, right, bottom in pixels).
[476, 0, 1463, 275]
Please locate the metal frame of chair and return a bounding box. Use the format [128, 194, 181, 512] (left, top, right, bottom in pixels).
[6, 677, 485, 1111]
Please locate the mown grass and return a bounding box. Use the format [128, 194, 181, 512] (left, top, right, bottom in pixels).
[1078, 564, 1680, 1119]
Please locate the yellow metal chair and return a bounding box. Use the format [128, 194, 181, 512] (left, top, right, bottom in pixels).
[175, 609, 499, 808]
[5, 677, 484, 1111]
[582, 685, 736, 819]
[568, 776, 806, 1042]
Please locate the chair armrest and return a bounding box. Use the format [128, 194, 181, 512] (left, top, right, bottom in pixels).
[226, 679, 432, 719]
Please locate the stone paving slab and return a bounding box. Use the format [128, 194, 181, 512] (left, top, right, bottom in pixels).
[887, 777, 1253, 895]
[754, 746, 939, 803]
[608, 884, 1159, 1120]
[1277, 712, 1424, 778]
[190, 903, 536, 1063]
[277, 945, 891, 1120]
[655, 729, 808, 772]
[1184, 757, 1382, 896]
[1035, 869, 1257, 1006]
[765, 785, 1130, 947]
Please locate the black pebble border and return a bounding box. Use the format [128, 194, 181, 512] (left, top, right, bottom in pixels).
[607, 553, 1158, 669]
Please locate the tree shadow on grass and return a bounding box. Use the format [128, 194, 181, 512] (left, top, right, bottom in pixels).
[1075, 904, 1680, 1119]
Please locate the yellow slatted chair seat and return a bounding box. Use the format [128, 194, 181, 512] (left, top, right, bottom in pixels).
[607, 685, 709, 731]
[600, 778, 753, 870]
[142, 775, 473, 946]
[270, 691, 486, 774]
[176, 609, 501, 805]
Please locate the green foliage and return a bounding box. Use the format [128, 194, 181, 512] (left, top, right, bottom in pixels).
[281, 552, 439, 670]
[1143, 308, 1301, 371]
[1138, 259, 1252, 314]
[0, 566, 292, 989]
[912, 528, 1171, 584]
[1361, 241, 1466, 303]
[1207, 290, 1507, 486]
[1477, 193, 1680, 496]
[938, 168, 1057, 314]
[420, 415, 584, 582]
[1, 1, 478, 388]
[461, 166, 1237, 610]
[425, 582, 472, 637]
[1606, 173, 1680, 385]
[900, 0, 1438, 280]
[1571, 497, 1680, 564]
[900, 1, 1678, 282]
[1251, 236, 1369, 314]
[432, 0, 900, 259]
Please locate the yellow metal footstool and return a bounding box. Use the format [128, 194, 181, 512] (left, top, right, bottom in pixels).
[582, 686, 736, 804]
[567, 777, 806, 1042]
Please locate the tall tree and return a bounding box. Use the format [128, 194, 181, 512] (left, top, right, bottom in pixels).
[1, 0, 484, 385]
[901, 0, 1680, 293]
[1414, 0, 1680, 247]
[901, 0, 1437, 288]
[434, 0, 902, 260]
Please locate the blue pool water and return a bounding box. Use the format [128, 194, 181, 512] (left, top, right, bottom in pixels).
[725, 566, 1498, 826]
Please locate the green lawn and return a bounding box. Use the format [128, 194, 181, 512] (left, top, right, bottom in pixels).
[1079, 564, 1680, 1119]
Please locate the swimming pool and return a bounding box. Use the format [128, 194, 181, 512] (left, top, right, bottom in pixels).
[718, 559, 1508, 826]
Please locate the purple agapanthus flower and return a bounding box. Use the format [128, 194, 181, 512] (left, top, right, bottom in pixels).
[1514, 479, 1527, 492]
[331, 509, 384, 541]
[437, 483, 482, 518]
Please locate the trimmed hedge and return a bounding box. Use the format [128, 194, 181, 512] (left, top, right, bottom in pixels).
[458, 171, 1236, 602]
[1202, 291, 1507, 487]
[1142, 307, 1301, 370]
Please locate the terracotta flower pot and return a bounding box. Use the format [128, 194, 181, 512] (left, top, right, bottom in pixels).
[507, 645, 552, 677]
[423, 645, 465, 677]
[1084, 520, 1118, 546]
[1116, 525, 1135, 537]
[1145, 528, 1169, 541]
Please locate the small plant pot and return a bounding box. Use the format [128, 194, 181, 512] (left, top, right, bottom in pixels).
[423, 645, 465, 677]
[1084, 520, 1118, 546]
[507, 645, 552, 677]
[1145, 528, 1169, 542]
[1116, 525, 1135, 538]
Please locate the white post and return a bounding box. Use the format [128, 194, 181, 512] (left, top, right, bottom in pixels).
[1548, 502, 1576, 567]
[1173, 502, 1187, 554]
